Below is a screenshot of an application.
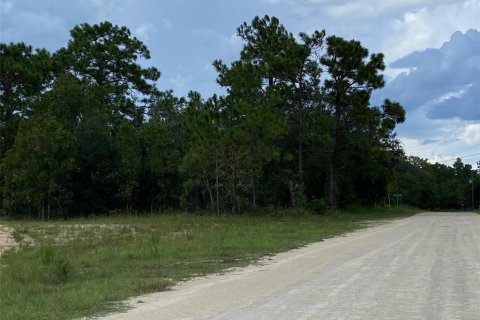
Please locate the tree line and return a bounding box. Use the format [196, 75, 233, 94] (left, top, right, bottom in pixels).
[393, 156, 479, 210]
[0, 16, 477, 218]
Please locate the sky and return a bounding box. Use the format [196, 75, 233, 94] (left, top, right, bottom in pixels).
[1, 0, 479, 166]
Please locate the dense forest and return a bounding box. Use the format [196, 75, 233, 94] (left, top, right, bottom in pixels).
[1, 16, 479, 219]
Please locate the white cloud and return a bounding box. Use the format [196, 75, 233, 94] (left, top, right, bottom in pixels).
[384, 1, 480, 61]
[276, 0, 480, 74]
[396, 104, 479, 165]
[134, 23, 156, 41]
[460, 124, 480, 145]
[399, 122, 480, 166]
[427, 85, 470, 107]
[325, 1, 421, 18]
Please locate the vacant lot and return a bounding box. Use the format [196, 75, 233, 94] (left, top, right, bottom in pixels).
[0, 207, 417, 320]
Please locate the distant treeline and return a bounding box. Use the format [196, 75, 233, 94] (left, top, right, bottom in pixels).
[394, 156, 478, 210]
[0, 16, 478, 218]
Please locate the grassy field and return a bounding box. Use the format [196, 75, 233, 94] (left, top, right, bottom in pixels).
[0, 206, 419, 320]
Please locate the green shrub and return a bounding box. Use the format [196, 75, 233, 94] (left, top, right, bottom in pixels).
[39, 246, 75, 284]
[308, 198, 327, 214]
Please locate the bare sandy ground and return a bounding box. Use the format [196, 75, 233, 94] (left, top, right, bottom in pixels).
[0, 225, 18, 256]
[93, 212, 480, 320]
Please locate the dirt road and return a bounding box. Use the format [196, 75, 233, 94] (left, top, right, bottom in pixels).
[98, 212, 480, 320]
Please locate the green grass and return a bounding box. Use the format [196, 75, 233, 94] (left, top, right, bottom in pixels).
[0, 206, 419, 320]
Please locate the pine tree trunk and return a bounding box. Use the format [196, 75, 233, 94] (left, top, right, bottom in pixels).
[298, 91, 304, 183]
[252, 177, 257, 212]
[204, 177, 214, 212]
[289, 180, 296, 207]
[328, 162, 339, 208]
[232, 185, 236, 213]
[298, 141, 303, 180]
[215, 159, 220, 215]
[327, 95, 342, 208]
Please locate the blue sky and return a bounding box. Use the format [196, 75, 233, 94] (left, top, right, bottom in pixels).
[1, 0, 479, 165]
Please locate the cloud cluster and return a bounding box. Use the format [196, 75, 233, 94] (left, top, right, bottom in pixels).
[262, 0, 480, 63]
[460, 124, 480, 145]
[374, 29, 480, 165]
[377, 29, 480, 120]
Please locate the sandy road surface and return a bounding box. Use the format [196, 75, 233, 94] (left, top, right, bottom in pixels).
[97, 212, 480, 320]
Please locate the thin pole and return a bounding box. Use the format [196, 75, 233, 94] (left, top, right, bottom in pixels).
[472, 170, 475, 211]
